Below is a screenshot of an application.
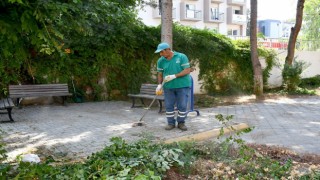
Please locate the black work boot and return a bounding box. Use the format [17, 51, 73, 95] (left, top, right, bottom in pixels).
[177, 123, 187, 131]
[165, 124, 175, 130]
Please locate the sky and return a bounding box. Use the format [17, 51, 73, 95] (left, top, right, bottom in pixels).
[247, 0, 298, 21]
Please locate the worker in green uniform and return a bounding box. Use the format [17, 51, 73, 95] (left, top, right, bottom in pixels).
[155, 42, 191, 131]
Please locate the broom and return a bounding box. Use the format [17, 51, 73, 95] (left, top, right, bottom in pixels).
[132, 82, 165, 127]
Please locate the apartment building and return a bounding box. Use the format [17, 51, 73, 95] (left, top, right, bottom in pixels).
[138, 0, 247, 36]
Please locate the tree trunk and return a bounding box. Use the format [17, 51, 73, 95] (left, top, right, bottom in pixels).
[285, 0, 305, 65]
[250, 0, 263, 98]
[161, 0, 173, 47]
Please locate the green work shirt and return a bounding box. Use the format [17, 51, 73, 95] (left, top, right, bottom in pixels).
[157, 51, 191, 89]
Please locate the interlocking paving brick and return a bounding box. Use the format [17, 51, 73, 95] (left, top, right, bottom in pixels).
[1, 97, 319, 161]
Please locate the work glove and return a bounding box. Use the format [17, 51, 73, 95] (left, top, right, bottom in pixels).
[164, 75, 176, 83]
[155, 84, 163, 95]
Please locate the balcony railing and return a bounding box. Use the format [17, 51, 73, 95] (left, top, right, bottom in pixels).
[233, 0, 245, 3]
[227, 0, 246, 5]
[181, 9, 202, 21]
[232, 14, 246, 24]
[208, 12, 224, 22]
[186, 9, 202, 19]
[226, 7, 246, 25]
[211, 0, 224, 3]
[227, 11, 246, 24]
[180, 2, 202, 21]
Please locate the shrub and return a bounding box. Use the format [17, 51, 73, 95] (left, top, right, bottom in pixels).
[282, 59, 309, 91]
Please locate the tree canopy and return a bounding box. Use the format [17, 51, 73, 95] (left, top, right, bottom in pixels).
[301, 0, 320, 50]
[0, 0, 153, 98]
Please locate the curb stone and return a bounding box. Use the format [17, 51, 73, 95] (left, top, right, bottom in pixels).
[164, 123, 249, 144]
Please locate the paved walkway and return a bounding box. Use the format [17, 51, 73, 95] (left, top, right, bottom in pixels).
[0, 96, 319, 161]
[219, 97, 320, 154]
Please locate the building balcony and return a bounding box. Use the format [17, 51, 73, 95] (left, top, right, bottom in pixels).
[210, 0, 225, 3]
[204, 10, 225, 23]
[180, 3, 202, 21]
[227, 0, 246, 6]
[227, 7, 246, 25]
[203, 0, 225, 23]
[227, 13, 246, 24]
[152, 7, 176, 19]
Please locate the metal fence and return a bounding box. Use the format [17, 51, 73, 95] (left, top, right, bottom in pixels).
[227, 36, 320, 51]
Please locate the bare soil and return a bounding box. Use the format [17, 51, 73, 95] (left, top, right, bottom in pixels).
[164, 144, 320, 179]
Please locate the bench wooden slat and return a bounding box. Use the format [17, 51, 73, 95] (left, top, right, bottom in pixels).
[9, 84, 68, 88]
[3, 99, 10, 107]
[9, 88, 69, 91]
[9, 93, 72, 98]
[128, 94, 164, 100]
[8, 84, 72, 108]
[9, 89, 69, 92]
[0, 98, 15, 122]
[9, 84, 70, 97]
[10, 89, 69, 92]
[140, 90, 155, 94]
[9, 84, 72, 97]
[138, 84, 159, 95]
[0, 99, 5, 109]
[6, 98, 15, 107]
[0, 98, 14, 109]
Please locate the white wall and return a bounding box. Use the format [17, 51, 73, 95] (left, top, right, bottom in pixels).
[191, 50, 320, 94]
[190, 67, 203, 94]
[266, 50, 320, 87]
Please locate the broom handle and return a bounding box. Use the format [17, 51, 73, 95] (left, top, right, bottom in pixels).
[138, 95, 157, 122]
[138, 82, 165, 122]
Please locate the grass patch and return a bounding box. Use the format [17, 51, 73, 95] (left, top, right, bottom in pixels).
[300, 75, 320, 88]
[269, 88, 316, 96]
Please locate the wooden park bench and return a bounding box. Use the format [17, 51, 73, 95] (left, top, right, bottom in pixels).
[9, 84, 72, 107]
[0, 98, 15, 122]
[128, 84, 164, 113]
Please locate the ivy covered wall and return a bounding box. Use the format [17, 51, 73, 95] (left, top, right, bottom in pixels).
[0, 1, 276, 100]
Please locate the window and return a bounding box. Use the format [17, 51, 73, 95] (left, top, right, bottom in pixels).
[186, 4, 195, 10]
[186, 4, 196, 18]
[234, 9, 241, 14]
[233, 30, 238, 35]
[210, 8, 219, 20]
[228, 29, 239, 36]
